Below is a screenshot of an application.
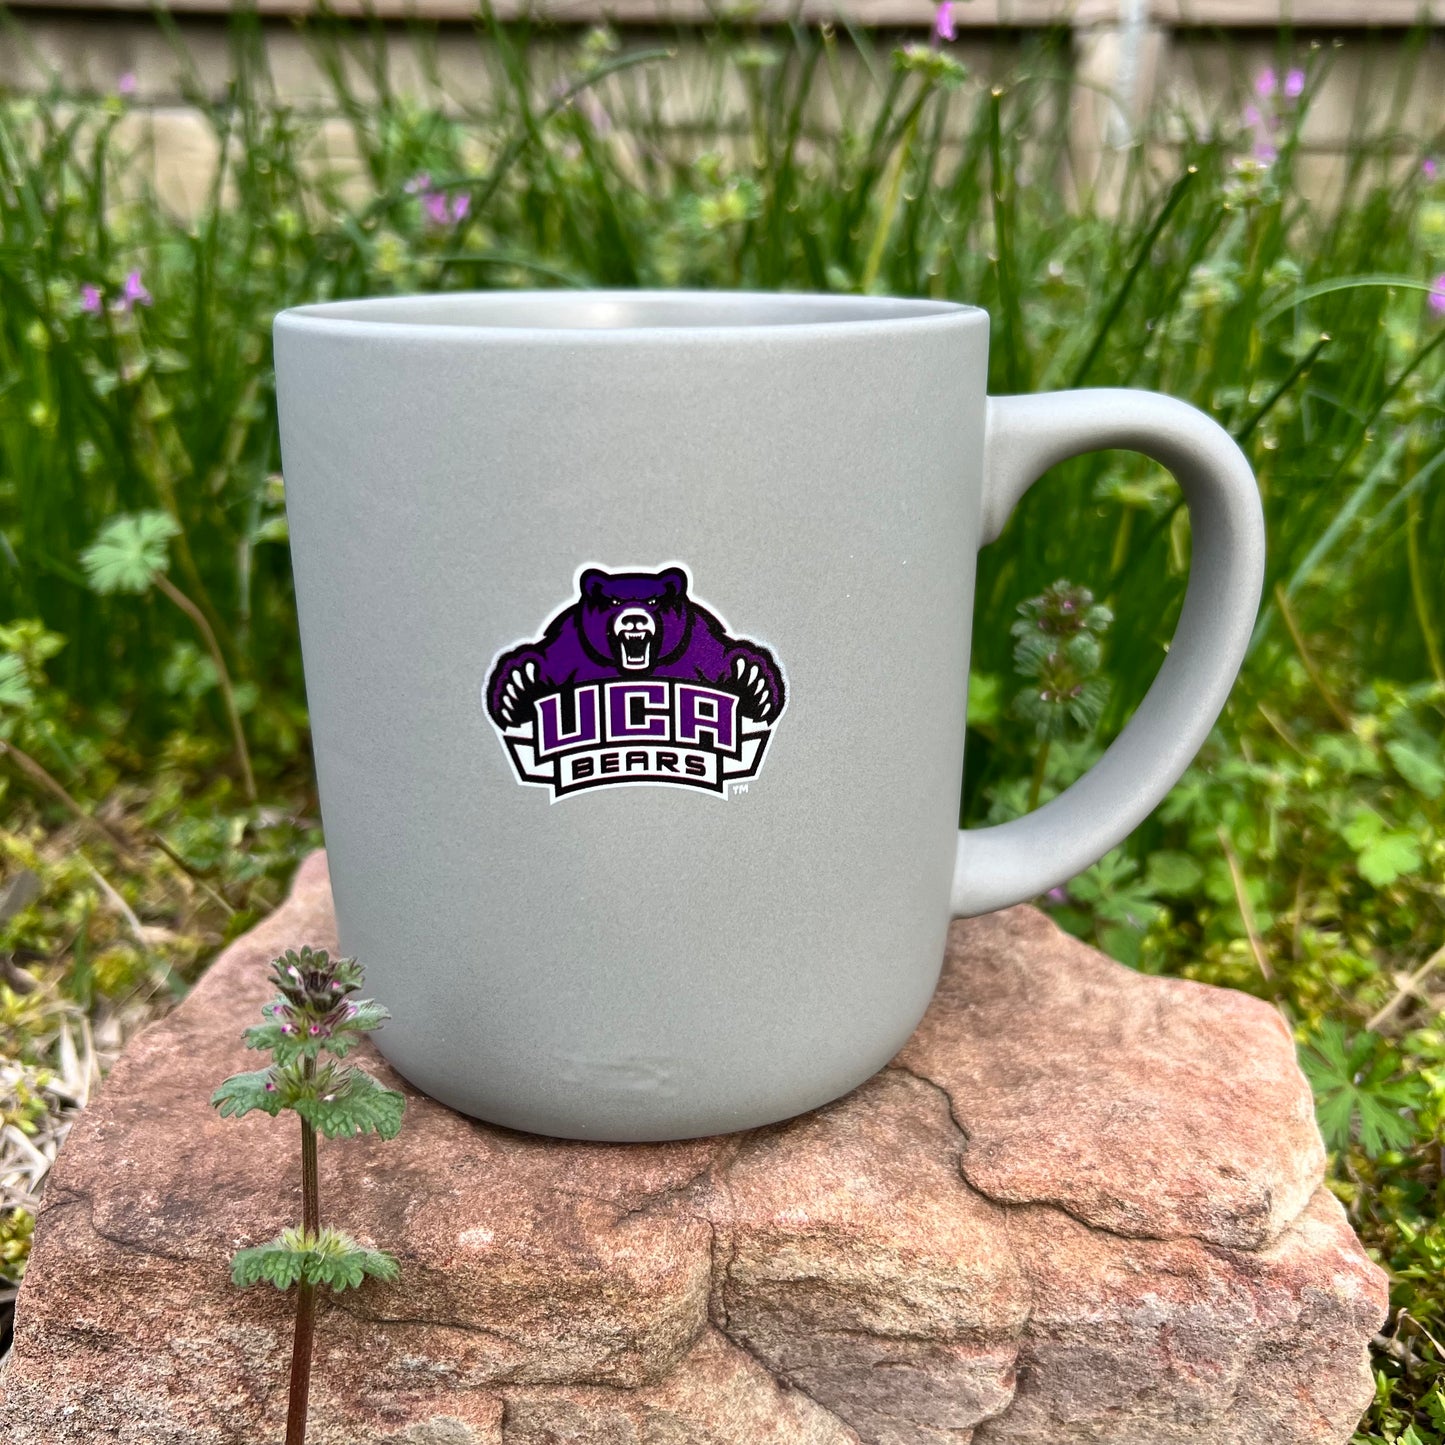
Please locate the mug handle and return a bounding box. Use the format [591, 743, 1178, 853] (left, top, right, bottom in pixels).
[951, 389, 1266, 917]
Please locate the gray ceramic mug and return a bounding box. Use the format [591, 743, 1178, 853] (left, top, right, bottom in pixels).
[274, 290, 1264, 1142]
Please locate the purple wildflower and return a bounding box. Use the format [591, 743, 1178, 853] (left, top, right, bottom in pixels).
[1425, 158, 1439, 181]
[117, 71, 137, 97]
[404, 172, 431, 195]
[1045, 885, 1069, 905]
[80, 283, 103, 315]
[422, 188, 469, 226]
[1242, 103, 1263, 130]
[1429, 274, 1445, 317]
[1254, 140, 1279, 165]
[1283, 67, 1305, 99]
[113, 270, 152, 313]
[1255, 68, 1277, 99]
[933, 0, 956, 43]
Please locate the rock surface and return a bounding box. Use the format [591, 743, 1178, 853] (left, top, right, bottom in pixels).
[3, 852, 1386, 1444]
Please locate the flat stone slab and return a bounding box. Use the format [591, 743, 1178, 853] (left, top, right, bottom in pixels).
[2, 852, 1386, 1444]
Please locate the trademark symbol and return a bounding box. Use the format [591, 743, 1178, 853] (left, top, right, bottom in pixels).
[732, 783, 749, 797]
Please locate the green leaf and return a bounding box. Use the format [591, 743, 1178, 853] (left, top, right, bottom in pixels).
[1356, 832, 1423, 888]
[344, 1000, 391, 1036]
[1385, 737, 1445, 800]
[242, 1021, 301, 1059]
[211, 1068, 285, 1119]
[966, 671, 1003, 728]
[1097, 923, 1143, 968]
[1143, 850, 1204, 897]
[1299, 1021, 1427, 1157]
[231, 1227, 399, 1294]
[1314, 733, 1383, 780]
[311, 1241, 400, 1291]
[293, 1066, 405, 1139]
[1010, 631, 1055, 677]
[1062, 631, 1102, 673]
[160, 641, 219, 701]
[1065, 676, 1110, 734]
[0, 619, 65, 669]
[1340, 804, 1423, 885]
[1066, 847, 1139, 905]
[1340, 806, 1384, 850]
[244, 999, 391, 1064]
[231, 1237, 308, 1290]
[79, 511, 178, 595]
[0, 654, 36, 713]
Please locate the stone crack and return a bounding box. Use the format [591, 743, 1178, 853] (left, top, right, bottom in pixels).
[885, 1060, 1300, 1252]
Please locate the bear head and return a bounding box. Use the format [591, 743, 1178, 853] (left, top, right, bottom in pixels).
[578, 566, 691, 674]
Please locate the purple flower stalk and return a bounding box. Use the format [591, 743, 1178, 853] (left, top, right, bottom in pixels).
[80, 284, 103, 315]
[1429, 274, 1445, 317]
[1243, 64, 1303, 166]
[932, 0, 956, 43]
[1425, 158, 1439, 181]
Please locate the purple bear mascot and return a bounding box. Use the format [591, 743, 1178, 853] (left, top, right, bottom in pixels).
[486, 566, 785, 731]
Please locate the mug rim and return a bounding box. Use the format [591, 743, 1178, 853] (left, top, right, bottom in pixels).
[275, 288, 987, 341]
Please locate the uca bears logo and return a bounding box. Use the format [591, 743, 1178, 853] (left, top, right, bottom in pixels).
[484, 564, 786, 800]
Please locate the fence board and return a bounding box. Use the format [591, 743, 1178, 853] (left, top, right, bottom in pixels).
[2, 0, 1439, 25]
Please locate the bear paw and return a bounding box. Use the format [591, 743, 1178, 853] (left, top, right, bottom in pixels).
[724, 650, 785, 724]
[489, 652, 548, 729]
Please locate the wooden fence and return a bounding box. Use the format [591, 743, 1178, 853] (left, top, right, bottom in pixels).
[2, 1, 1440, 215]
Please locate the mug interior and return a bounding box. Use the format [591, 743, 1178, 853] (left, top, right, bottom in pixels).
[279, 289, 972, 332]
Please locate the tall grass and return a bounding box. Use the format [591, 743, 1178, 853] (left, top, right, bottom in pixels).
[2, 13, 1441, 785]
